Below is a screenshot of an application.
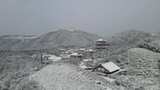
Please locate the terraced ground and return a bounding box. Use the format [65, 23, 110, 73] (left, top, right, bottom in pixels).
[113, 48, 160, 90]
[23, 63, 126, 90]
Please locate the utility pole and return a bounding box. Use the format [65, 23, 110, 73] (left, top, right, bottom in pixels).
[40, 49, 43, 63]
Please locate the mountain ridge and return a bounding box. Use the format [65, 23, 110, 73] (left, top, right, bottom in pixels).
[0, 29, 101, 50]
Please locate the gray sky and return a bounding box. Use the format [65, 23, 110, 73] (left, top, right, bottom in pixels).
[0, 0, 160, 36]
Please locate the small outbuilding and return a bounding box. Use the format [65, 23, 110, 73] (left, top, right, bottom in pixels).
[93, 62, 120, 74]
[83, 49, 95, 59]
[70, 53, 83, 65]
[43, 54, 62, 61]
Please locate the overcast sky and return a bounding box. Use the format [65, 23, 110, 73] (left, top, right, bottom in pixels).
[0, 0, 160, 36]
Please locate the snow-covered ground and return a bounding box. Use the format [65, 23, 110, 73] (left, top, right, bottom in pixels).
[29, 63, 123, 90]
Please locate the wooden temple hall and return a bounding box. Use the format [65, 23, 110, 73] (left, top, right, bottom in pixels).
[95, 38, 110, 49]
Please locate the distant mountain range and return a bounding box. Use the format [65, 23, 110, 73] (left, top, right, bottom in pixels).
[0, 29, 159, 51]
[0, 29, 101, 50]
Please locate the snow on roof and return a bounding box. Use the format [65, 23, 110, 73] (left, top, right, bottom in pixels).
[44, 54, 62, 61]
[88, 49, 94, 52]
[101, 62, 120, 72]
[96, 38, 105, 41]
[70, 53, 79, 56]
[83, 59, 92, 61]
[79, 48, 86, 51]
[70, 53, 82, 56]
[49, 55, 61, 59]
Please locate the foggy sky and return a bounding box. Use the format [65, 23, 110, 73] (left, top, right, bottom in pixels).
[0, 0, 160, 36]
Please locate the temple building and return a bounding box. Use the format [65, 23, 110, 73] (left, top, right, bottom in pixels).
[95, 39, 109, 50]
[70, 53, 83, 65]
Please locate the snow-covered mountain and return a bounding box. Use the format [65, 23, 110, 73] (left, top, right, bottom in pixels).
[0, 30, 101, 50]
